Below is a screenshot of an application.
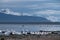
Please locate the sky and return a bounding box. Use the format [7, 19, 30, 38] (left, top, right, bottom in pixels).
[0, 0, 60, 22]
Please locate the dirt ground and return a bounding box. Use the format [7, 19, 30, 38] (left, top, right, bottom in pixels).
[0, 34, 60, 40]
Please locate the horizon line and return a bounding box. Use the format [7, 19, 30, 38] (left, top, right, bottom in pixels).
[0, 22, 60, 24]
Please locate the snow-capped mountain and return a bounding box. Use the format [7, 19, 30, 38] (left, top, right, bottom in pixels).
[0, 9, 50, 22]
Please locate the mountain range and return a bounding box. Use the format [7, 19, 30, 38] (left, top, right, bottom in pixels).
[0, 9, 50, 22]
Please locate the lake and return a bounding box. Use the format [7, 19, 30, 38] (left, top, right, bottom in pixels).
[0, 24, 60, 32]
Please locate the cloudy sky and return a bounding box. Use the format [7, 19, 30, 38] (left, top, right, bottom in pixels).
[0, 0, 60, 22]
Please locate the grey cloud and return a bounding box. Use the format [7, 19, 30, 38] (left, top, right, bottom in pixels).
[0, 0, 48, 3]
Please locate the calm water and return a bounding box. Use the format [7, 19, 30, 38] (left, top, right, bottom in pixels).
[0, 24, 60, 32]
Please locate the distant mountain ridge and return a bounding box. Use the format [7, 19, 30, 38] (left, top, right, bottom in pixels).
[0, 9, 50, 22]
[0, 13, 50, 22]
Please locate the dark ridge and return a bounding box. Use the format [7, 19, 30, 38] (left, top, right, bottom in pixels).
[0, 22, 60, 25]
[0, 12, 50, 22]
